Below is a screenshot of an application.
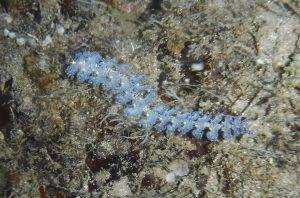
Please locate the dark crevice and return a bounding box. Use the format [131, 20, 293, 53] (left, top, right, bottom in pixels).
[0, 0, 8, 12]
[179, 41, 209, 85]
[32, 1, 42, 23]
[60, 0, 76, 17]
[179, 41, 199, 84]
[85, 148, 141, 185]
[0, 78, 13, 131]
[0, 105, 10, 129]
[150, 0, 163, 12]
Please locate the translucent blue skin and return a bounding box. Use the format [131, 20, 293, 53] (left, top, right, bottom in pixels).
[66, 51, 250, 141]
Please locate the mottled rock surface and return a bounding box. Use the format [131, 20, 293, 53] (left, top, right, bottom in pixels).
[0, 0, 299, 197]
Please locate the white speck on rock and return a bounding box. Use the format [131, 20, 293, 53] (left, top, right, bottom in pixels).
[3, 29, 9, 37]
[165, 172, 176, 183]
[8, 32, 16, 39]
[42, 35, 52, 46]
[256, 57, 269, 65]
[111, 177, 132, 197]
[4, 14, 13, 23]
[165, 160, 189, 183]
[56, 25, 65, 35]
[16, 37, 26, 46]
[191, 61, 205, 71]
[172, 161, 189, 177]
[184, 78, 190, 84]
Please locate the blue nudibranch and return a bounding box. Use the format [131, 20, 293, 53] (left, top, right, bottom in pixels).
[66, 51, 250, 141]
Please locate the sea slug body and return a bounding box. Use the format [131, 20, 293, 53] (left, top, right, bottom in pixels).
[66, 51, 251, 141]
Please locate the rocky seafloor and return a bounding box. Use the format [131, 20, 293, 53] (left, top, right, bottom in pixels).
[0, 0, 299, 197]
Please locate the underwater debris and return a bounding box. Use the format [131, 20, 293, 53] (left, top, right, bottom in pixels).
[66, 51, 251, 141]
